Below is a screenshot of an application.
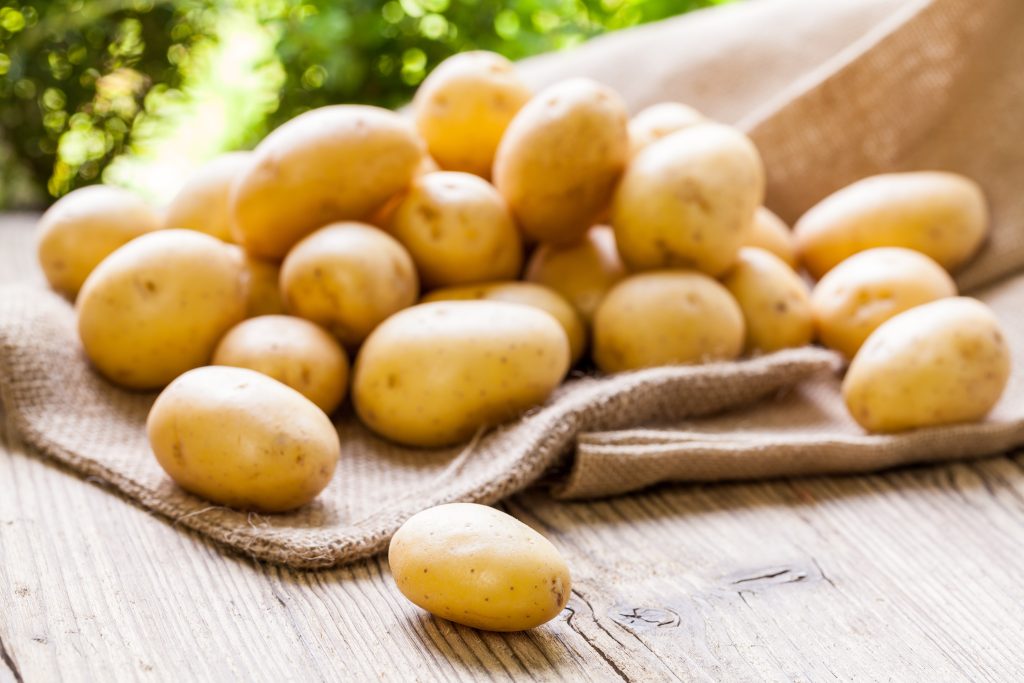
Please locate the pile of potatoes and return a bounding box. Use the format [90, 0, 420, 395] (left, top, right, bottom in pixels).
[35, 49, 1013, 630]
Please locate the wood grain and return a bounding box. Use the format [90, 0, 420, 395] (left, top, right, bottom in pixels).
[3, 216, 1024, 681]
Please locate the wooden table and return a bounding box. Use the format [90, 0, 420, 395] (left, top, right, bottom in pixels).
[2, 215, 1023, 681]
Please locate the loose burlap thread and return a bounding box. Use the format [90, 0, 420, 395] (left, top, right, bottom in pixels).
[2, 0, 1023, 568]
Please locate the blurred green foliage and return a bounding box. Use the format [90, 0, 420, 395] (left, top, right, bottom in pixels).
[0, 0, 725, 209]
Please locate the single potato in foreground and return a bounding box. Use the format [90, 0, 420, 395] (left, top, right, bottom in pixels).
[76, 229, 247, 389]
[389, 503, 571, 631]
[722, 247, 813, 353]
[37, 185, 161, 299]
[353, 301, 569, 447]
[842, 297, 1011, 433]
[147, 366, 341, 512]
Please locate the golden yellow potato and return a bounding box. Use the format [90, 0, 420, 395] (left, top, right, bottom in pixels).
[523, 225, 627, 325]
[611, 122, 765, 276]
[795, 172, 988, 279]
[593, 271, 744, 372]
[745, 207, 797, 268]
[77, 229, 247, 389]
[842, 297, 1010, 433]
[413, 51, 531, 178]
[423, 281, 585, 364]
[37, 185, 161, 299]
[722, 247, 813, 353]
[353, 301, 569, 447]
[493, 78, 629, 245]
[147, 366, 340, 512]
[240, 253, 285, 317]
[280, 222, 419, 349]
[231, 105, 424, 259]
[812, 247, 957, 358]
[163, 152, 252, 242]
[628, 102, 705, 157]
[389, 503, 571, 631]
[389, 171, 522, 288]
[212, 315, 350, 414]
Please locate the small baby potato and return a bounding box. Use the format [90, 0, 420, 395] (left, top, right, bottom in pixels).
[812, 247, 957, 358]
[37, 185, 161, 299]
[842, 297, 1010, 433]
[163, 152, 252, 242]
[723, 247, 813, 353]
[423, 281, 585, 364]
[147, 366, 341, 512]
[77, 229, 248, 389]
[389, 503, 571, 631]
[280, 222, 419, 349]
[745, 207, 797, 268]
[593, 271, 744, 373]
[213, 315, 349, 414]
[413, 51, 531, 178]
[611, 123, 765, 277]
[493, 78, 629, 245]
[389, 171, 522, 288]
[795, 172, 988, 278]
[628, 102, 705, 157]
[231, 105, 424, 259]
[240, 252, 285, 317]
[353, 301, 569, 447]
[523, 225, 627, 325]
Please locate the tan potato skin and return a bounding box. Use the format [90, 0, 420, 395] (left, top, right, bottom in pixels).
[353, 301, 570, 447]
[389, 503, 571, 632]
[523, 225, 627, 325]
[493, 78, 629, 245]
[280, 222, 419, 349]
[413, 51, 531, 178]
[230, 105, 424, 259]
[147, 366, 341, 512]
[240, 253, 285, 317]
[76, 230, 248, 389]
[812, 247, 957, 358]
[723, 247, 813, 353]
[37, 185, 161, 299]
[163, 152, 252, 242]
[611, 123, 765, 277]
[423, 281, 586, 365]
[745, 207, 797, 268]
[628, 102, 705, 158]
[213, 315, 349, 414]
[842, 297, 1011, 433]
[593, 271, 745, 373]
[795, 172, 988, 279]
[389, 171, 522, 288]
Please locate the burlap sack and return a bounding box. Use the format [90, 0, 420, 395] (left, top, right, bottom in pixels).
[2, 0, 1022, 568]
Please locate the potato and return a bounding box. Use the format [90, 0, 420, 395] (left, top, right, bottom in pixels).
[628, 102, 705, 157]
[353, 301, 569, 447]
[794, 172, 988, 279]
[231, 105, 423, 259]
[812, 247, 957, 358]
[842, 297, 1010, 433]
[368, 155, 441, 229]
[280, 222, 418, 349]
[213, 315, 349, 414]
[147, 366, 340, 512]
[389, 503, 571, 631]
[745, 207, 797, 268]
[163, 152, 252, 242]
[239, 252, 285, 317]
[37, 185, 161, 299]
[593, 271, 744, 372]
[389, 171, 522, 288]
[611, 122, 765, 276]
[413, 51, 531, 178]
[493, 78, 629, 245]
[723, 247, 813, 353]
[423, 282, 585, 364]
[523, 226, 627, 325]
[77, 229, 247, 389]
